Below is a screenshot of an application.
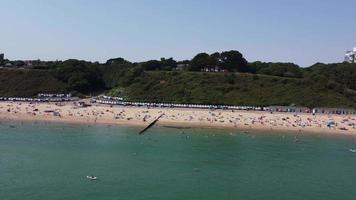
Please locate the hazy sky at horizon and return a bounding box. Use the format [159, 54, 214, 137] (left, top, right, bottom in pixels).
[0, 0, 355, 67]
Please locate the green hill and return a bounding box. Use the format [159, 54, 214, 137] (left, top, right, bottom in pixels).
[0, 57, 355, 108]
[0, 68, 66, 97]
[108, 71, 356, 108]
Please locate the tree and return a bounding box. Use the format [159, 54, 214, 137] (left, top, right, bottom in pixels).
[68, 73, 90, 92]
[220, 50, 248, 72]
[106, 57, 130, 65]
[142, 60, 161, 71]
[121, 65, 144, 86]
[160, 57, 177, 71]
[248, 61, 268, 73]
[53, 59, 105, 93]
[190, 53, 212, 71]
[255, 62, 302, 78]
[210, 52, 221, 67]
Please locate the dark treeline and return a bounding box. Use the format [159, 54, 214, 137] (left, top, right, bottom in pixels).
[0, 50, 355, 107]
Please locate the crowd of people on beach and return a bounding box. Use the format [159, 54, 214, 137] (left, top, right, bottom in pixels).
[0, 100, 355, 134]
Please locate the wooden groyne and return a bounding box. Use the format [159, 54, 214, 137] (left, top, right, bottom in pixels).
[139, 114, 164, 135]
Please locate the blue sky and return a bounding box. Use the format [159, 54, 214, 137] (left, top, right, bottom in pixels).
[0, 0, 355, 66]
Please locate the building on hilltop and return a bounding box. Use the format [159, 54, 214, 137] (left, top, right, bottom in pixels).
[345, 47, 356, 63]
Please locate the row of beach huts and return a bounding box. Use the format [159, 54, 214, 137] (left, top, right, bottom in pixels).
[95, 96, 356, 115]
[94, 98, 266, 111]
[0, 94, 355, 115]
[269, 106, 356, 115]
[0, 93, 79, 102]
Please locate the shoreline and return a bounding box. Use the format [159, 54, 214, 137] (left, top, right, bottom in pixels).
[0, 101, 355, 136]
[1, 114, 355, 138]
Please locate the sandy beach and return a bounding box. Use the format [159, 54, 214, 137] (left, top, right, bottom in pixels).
[0, 101, 355, 135]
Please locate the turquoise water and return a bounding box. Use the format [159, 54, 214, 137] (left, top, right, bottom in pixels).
[1, 122, 356, 200]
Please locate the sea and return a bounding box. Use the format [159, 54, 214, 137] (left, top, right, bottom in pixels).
[1, 121, 356, 200]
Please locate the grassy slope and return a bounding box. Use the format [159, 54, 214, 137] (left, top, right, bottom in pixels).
[122, 71, 356, 108]
[0, 68, 354, 108]
[0, 68, 66, 97]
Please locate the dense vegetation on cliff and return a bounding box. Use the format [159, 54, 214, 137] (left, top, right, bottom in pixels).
[0, 50, 355, 108]
[0, 69, 66, 97]
[109, 71, 356, 108]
